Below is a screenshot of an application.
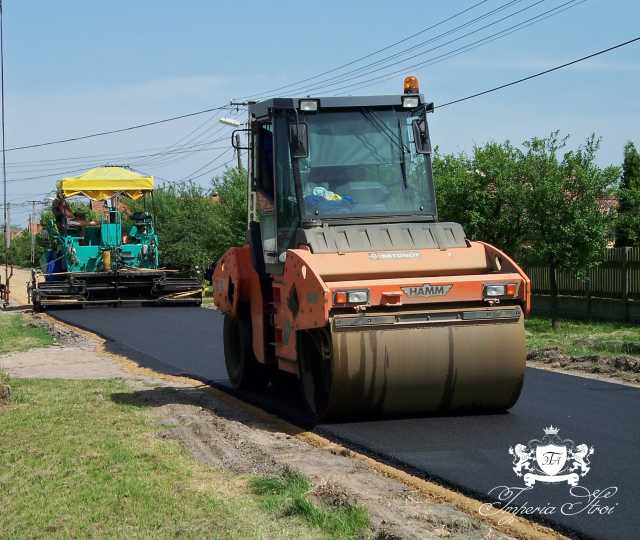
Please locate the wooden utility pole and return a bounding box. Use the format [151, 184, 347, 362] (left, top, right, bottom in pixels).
[1, 0, 8, 306]
[3, 201, 8, 249]
[29, 200, 37, 264]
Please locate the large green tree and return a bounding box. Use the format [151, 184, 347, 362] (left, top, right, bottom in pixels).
[523, 132, 619, 329]
[615, 141, 640, 246]
[434, 141, 528, 259]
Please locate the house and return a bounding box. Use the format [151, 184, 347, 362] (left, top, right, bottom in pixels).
[2, 225, 22, 242]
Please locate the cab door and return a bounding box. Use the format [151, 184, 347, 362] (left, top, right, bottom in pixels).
[250, 121, 278, 269]
[272, 110, 301, 270]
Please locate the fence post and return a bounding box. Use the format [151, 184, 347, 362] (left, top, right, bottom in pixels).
[585, 276, 592, 318]
[623, 247, 631, 323]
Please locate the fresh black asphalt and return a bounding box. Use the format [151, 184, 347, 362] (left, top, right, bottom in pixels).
[54, 306, 640, 540]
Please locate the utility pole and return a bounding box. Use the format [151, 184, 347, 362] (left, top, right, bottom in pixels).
[235, 133, 242, 170]
[30, 200, 36, 264]
[3, 201, 8, 249]
[0, 0, 8, 303]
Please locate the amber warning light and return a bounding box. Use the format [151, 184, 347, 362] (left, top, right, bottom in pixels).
[403, 75, 419, 94]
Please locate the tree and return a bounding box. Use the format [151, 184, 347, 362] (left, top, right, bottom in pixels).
[0, 228, 46, 268]
[127, 167, 247, 271]
[433, 141, 529, 259]
[523, 132, 619, 329]
[209, 167, 248, 262]
[615, 141, 640, 246]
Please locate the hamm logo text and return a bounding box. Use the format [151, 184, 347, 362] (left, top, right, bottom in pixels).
[401, 284, 452, 297]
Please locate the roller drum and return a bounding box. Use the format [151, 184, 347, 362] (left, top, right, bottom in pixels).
[301, 307, 525, 420]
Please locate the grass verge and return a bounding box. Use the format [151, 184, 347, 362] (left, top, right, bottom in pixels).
[525, 317, 640, 357]
[0, 374, 337, 539]
[250, 470, 369, 540]
[0, 313, 54, 354]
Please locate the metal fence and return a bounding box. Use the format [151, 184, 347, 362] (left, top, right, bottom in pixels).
[525, 247, 640, 300]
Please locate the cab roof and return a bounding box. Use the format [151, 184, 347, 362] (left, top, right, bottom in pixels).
[248, 94, 429, 118]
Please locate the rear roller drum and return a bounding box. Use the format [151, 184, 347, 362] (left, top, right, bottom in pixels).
[299, 330, 333, 423]
[223, 313, 265, 390]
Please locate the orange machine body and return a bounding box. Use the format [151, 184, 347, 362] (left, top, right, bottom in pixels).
[213, 239, 530, 375]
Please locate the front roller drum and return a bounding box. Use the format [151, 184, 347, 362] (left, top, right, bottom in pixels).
[299, 307, 526, 421]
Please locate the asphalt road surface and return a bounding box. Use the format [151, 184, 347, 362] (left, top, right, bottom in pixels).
[55, 306, 640, 540]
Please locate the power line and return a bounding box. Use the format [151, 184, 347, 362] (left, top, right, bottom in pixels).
[6, 104, 231, 152]
[180, 147, 234, 181]
[132, 115, 238, 169]
[5, 137, 229, 169]
[334, 0, 584, 96]
[189, 158, 235, 182]
[244, 0, 492, 100]
[7, 137, 233, 182]
[131, 110, 227, 168]
[0, 2, 577, 158]
[316, 0, 583, 96]
[437, 35, 640, 108]
[257, 0, 529, 98]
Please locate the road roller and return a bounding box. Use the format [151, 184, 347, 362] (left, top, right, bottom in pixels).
[213, 76, 530, 421]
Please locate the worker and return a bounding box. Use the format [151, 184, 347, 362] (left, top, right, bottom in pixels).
[52, 195, 73, 234]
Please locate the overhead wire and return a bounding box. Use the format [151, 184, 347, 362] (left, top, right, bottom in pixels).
[5, 139, 232, 175]
[179, 147, 234, 181]
[5, 103, 231, 152]
[6, 135, 234, 183]
[243, 0, 493, 100]
[5, 138, 229, 168]
[5, 0, 631, 198]
[307, 0, 584, 95]
[436, 35, 640, 108]
[253, 0, 530, 99]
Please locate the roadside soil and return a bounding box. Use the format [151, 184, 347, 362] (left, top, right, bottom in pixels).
[0, 313, 565, 540]
[527, 347, 640, 386]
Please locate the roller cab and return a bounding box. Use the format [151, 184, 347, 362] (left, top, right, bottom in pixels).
[214, 78, 530, 421]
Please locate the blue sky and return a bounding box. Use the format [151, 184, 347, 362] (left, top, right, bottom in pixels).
[3, 0, 640, 223]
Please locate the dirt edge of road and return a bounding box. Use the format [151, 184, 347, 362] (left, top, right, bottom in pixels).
[11, 312, 566, 540]
[527, 347, 640, 387]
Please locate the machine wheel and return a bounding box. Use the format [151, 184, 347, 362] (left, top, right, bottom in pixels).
[298, 330, 332, 423]
[223, 312, 265, 390]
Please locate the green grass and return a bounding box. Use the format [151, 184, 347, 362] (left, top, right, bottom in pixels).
[526, 317, 640, 357]
[250, 471, 369, 540]
[0, 313, 54, 354]
[0, 375, 336, 539]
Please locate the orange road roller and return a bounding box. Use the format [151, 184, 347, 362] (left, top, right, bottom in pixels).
[214, 77, 530, 421]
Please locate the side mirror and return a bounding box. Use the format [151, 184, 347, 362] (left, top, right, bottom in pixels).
[289, 122, 309, 158]
[412, 118, 431, 155]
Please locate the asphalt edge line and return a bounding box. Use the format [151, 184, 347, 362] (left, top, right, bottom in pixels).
[528, 363, 640, 388]
[40, 312, 568, 540]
